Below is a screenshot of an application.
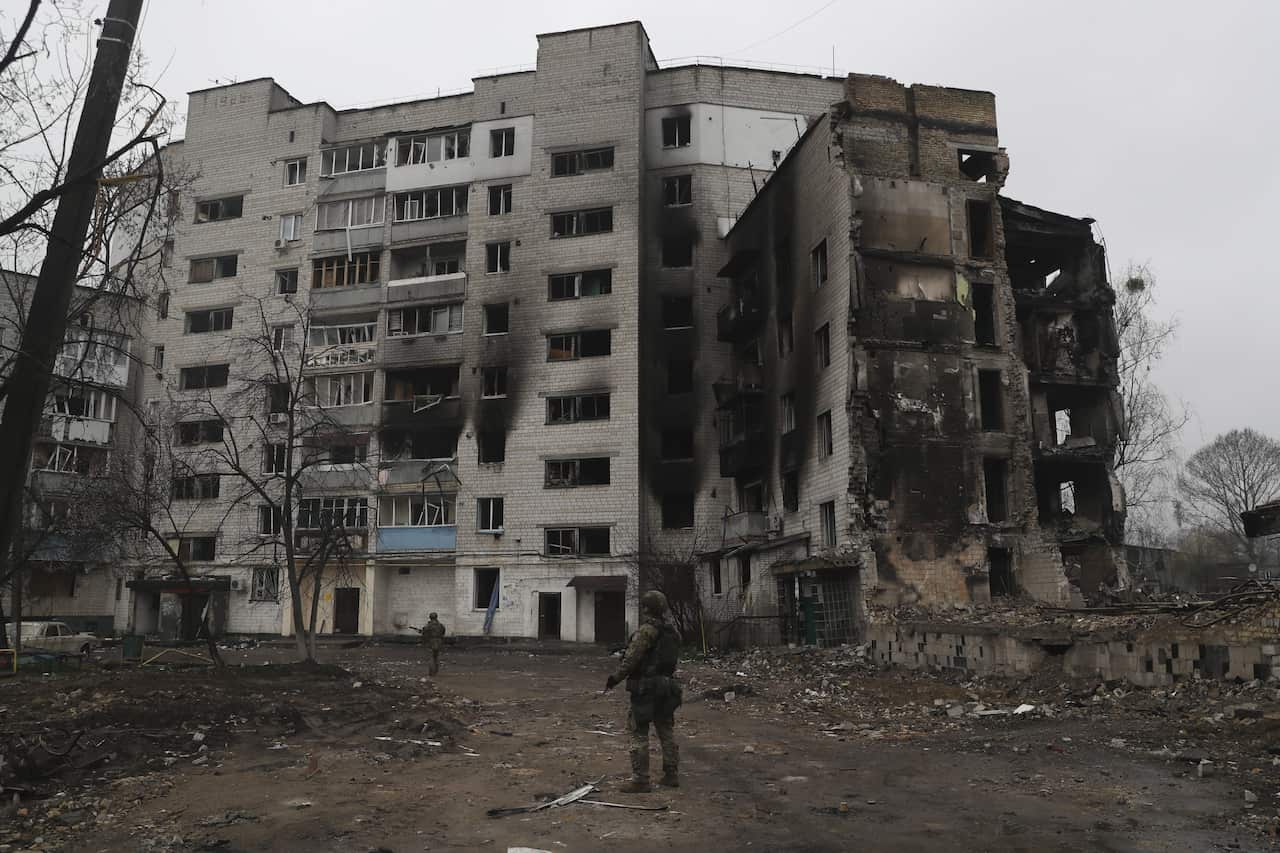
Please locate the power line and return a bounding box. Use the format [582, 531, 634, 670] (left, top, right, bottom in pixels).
[731, 0, 841, 55]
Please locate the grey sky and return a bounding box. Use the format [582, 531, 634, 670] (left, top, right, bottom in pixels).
[133, 0, 1280, 453]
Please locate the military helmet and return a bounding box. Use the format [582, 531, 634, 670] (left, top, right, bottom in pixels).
[429, 612, 438, 620]
[640, 590, 669, 616]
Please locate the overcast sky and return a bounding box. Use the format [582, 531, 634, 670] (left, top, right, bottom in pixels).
[129, 0, 1279, 453]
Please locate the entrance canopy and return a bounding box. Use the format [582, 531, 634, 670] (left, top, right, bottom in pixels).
[127, 575, 231, 594]
[566, 575, 627, 592]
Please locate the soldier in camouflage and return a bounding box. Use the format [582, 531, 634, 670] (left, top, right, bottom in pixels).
[422, 612, 446, 675]
[605, 590, 683, 793]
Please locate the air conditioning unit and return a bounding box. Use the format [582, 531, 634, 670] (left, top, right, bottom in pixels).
[273, 239, 285, 249]
[268, 412, 288, 424]
[229, 578, 244, 592]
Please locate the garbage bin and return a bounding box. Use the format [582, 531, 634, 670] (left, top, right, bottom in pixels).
[121, 634, 144, 662]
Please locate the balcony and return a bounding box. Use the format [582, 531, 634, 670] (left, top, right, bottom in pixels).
[716, 294, 765, 343]
[39, 415, 113, 445]
[376, 525, 457, 553]
[309, 284, 385, 313]
[299, 464, 374, 491]
[382, 332, 465, 369]
[296, 529, 368, 554]
[723, 510, 769, 541]
[719, 432, 766, 478]
[54, 354, 129, 388]
[387, 271, 467, 304]
[380, 397, 464, 430]
[306, 320, 378, 370]
[308, 402, 380, 430]
[390, 216, 469, 246]
[312, 224, 384, 255]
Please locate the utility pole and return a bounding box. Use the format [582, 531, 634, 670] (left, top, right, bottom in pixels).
[0, 1, 145, 654]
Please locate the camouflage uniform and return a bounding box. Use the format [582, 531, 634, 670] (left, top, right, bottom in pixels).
[422, 613, 446, 675]
[607, 591, 682, 791]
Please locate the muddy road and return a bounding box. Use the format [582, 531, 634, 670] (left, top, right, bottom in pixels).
[2, 643, 1272, 851]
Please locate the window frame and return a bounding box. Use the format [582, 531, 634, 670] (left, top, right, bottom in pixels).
[811, 239, 829, 289]
[551, 146, 615, 177]
[819, 500, 837, 548]
[815, 323, 831, 369]
[817, 410, 834, 459]
[194, 195, 243, 223]
[489, 128, 515, 158]
[283, 158, 307, 186]
[393, 186, 468, 222]
[486, 241, 511, 274]
[189, 254, 239, 284]
[250, 565, 280, 601]
[548, 269, 612, 301]
[661, 115, 692, 149]
[662, 174, 692, 207]
[320, 141, 386, 176]
[396, 129, 471, 166]
[550, 207, 614, 239]
[487, 183, 513, 215]
[477, 497, 505, 533]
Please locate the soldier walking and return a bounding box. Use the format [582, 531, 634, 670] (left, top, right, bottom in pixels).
[422, 612, 446, 675]
[605, 590, 683, 792]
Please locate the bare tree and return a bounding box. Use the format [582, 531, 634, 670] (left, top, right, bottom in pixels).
[1177, 428, 1280, 563]
[1112, 264, 1191, 544]
[161, 294, 373, 662]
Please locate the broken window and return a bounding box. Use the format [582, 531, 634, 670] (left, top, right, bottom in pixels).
[393, 186, 467, 222]
[263, 443, 287, 474]
[972, 282, 996, 346]
[811, 240, 828, 288]
[662, 294, 694, 329]
[327, 441, 368, 465]
[483, 303, 509, 335]
[387, 303, 464, 337]
[978, 369, 1004, 431]
[662, 236, 693, 268]
[178, 364, 229, 390]
[477, 497, 505, 532]
[967, 199, 994, 260]
[781, 393, 797, 435]
[186, 307, 233, 334]
[815, 323, 831, 368]
[474, 568, 500, 609]
[709, 558, 723, 595]
[662, 429, 694, 460]
[819, 500, 837, 548]
[298, 497, 369, 529]
[490, 128, 515, 157]
[178, 536, 216, 562]
[549, 269, 611, 300]
[1059, 480, 1078, 515]
[306, 372, 373, 407]
[551, 146, 614, 176]
[251, 566, 279, 601]
[257, 506, 283, 536]
[662, 493, 695, 529]
[272, 325, 294, 351]
[383, 365, 460, 401]
[550, 207, 613, 238]
[983, 458, 1009, 523]
[172, 474, 220, 501]
[662, 115, 691, 148]
[284, 158, 307, 186]
[195, 195, 243, 223]
[545, 526, 610, 556]
[783, 471, 800, 512]
[397, 130, 470, 166]
[738, 555, 751, 589]
[547, 329, 611, 361]
[667, 359, 693, 394]
[321, 141, 386, 175]
[153, 345, 165, 370]
[663, 174, 692, 206]
[312, 252, 380, 288]
[1054, 409, 1074, 446]
[276, 268, 299, 295]
[157, 292, 169, 319]
[317, 195, 385, 230]
[545, 457, 610, 488]
[488, 184, 512, 215]
[189, 255, 238, 283]
[481, 366, 508, 398]
[777, 315, 794, 356]
[378, 494, 455, 527]
[175, 419, 223, 446]
[958, 149, 998, 183]
[741, 482, 765, 512]
[546, 393, 610, 424]
[486, 241, 511, 273]
[478, 429, 506, 464]
[268, 383, 290, 414]
[988, 547, 1015, 597]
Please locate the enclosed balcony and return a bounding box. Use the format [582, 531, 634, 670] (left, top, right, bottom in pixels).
[722, 509, 769, 541]
[305, 317, 378, 370]
[55, 335, 130, 388]
[39, 415, 113, 445]
[387, 241, 466, 294]
[382, 366, 463, 429]
[716, 293, 765, 343]
[375, 493, 457, 553]
[718, 393, 767, 479]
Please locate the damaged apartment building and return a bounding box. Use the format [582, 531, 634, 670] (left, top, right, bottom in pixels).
[108, 20, 1121, 645]
[704, 75, 1125, 647]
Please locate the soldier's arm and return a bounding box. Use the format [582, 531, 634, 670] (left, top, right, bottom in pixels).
[612, 624, 657, 681]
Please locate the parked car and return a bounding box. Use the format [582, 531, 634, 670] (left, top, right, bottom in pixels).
[4, 621, 99, 655]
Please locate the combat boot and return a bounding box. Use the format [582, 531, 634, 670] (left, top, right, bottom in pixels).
[659, 771, 679, 788]
[619, 777, 652, 794]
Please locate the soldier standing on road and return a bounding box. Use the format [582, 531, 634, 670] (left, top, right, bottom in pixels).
[605, 590, 683, 792]
[422, 612, 446, 675]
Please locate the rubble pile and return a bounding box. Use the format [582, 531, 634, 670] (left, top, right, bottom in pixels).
[0, 662, 468, 852]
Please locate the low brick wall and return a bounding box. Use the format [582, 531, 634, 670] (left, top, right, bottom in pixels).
[867, 605, 1280, 687]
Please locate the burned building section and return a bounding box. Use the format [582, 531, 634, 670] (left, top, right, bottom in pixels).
[1003, 198, 1127, 600]
[700, 73, 1126, 646]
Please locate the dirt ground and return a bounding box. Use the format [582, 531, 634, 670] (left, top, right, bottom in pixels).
[2, 641, 1278, 852]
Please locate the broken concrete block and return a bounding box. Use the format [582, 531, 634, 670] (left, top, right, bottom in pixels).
[946, 705, 965, 718]
[1244, 790, 1258, 805]
[1197, 760, 1214, 778]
